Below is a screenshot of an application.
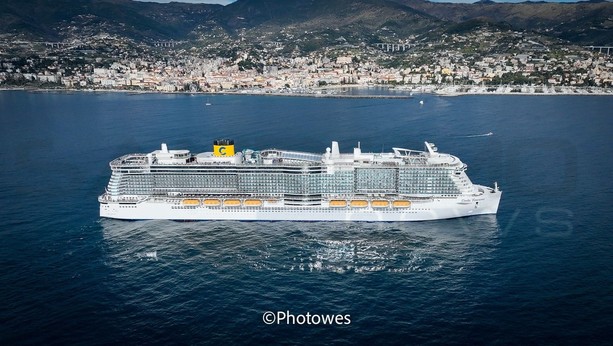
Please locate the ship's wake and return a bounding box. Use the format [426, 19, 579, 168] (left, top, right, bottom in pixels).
[457, 132, 494, 138]
[458, 132, 494, 138]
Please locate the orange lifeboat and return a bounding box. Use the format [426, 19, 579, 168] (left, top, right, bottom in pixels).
[203, 199, 221, 207]
[392, 200, 411, 208]
[329, 200, 347, 207]
[244, 199, 262, 207]
[350, 200, 368, 208]
[371, 200, 390, 208]
[223, 199, 241, 207]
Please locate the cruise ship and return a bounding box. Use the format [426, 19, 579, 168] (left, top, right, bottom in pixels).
[99, 139, 501, 221]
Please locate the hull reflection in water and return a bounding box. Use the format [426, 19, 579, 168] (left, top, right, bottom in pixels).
[100, 215, 501, 274]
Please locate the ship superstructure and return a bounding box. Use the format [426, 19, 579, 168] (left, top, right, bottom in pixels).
[99, 140, 501, 221]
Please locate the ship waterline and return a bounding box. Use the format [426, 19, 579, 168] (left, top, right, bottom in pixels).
[99, 140, 501, 221]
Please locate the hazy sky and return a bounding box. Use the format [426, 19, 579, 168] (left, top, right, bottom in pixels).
[134, 0, 590, 4]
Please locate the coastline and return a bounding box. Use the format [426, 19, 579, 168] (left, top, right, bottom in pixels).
[424, 84, 613, 97]
[1, 84, 612, 97]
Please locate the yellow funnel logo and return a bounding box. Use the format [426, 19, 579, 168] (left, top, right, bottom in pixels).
[213, 139, 235, 157]
[214, 144, 234, 157]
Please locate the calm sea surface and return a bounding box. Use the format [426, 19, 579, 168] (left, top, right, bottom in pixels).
[0, 90, 611, 344]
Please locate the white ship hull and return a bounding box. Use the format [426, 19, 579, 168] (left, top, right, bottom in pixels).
[100, 185, 501, 222]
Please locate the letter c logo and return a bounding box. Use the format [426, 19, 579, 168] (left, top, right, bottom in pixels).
[219, 147, 226, 156]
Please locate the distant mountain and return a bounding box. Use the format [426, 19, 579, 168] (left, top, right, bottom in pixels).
[391, 0, 613, 45]
[0, 0, 438, 42]
[218, 0, 442, 45]
[221, 0, 437, 31]
[0, 0, 610, 45]
[0, 0, 221, 41]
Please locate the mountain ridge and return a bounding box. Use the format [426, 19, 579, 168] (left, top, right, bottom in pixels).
[0, 0, 610, 45]
[391, 0, 612, 44]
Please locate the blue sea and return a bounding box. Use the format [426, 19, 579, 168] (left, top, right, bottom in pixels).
[0, 90, 611, 344]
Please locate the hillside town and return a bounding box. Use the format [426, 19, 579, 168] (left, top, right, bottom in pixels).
[1, 27, 612, 95]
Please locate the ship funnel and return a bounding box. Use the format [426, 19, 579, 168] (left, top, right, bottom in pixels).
[161, 143, 168, 153]
[213, 139, 235, 157]
[331, 141, 340, 159]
